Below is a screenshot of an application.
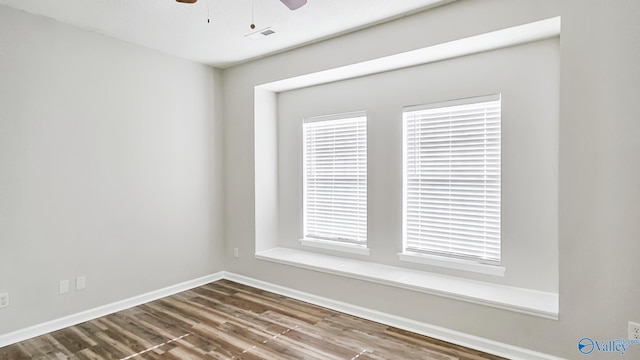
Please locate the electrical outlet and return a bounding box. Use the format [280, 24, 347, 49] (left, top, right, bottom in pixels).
[234, 248, 239, 258]
[76, 276, 86, 291]
[0, 293, 8, 308]
[629, 321, 640, 340]
[59, 280, 70, 295]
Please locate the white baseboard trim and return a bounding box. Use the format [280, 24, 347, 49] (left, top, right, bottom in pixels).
[0, 272, 224, 348]
[223, 272, 565, 360]
[1, 271, 563, 360]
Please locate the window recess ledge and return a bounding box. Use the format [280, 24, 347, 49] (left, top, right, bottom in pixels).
[398, 252, 506, 277]
[255, 247, 558, 320]
[300, 238, 370, 256]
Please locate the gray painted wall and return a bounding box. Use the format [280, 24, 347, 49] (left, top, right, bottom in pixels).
[1, 0, 639, 358]
[223, 0, 640, 358]
[0, 6, 225, 334]
[277, 38, 559, 292]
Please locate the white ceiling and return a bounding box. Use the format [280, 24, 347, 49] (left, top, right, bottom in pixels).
[0, 0, 452, 68]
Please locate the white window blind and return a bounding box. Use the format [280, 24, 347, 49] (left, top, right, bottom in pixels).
[403, 95, 501, 264]
[303, 112, 367, 245]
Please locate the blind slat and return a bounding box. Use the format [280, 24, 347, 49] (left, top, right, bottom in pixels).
[304, 114, 367, 244]
[403, 95, 501, 264]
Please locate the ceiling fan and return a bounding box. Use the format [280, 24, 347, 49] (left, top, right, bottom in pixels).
[176, 0, 307, 11]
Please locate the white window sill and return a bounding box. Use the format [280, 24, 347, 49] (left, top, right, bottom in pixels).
[398, 252, 506, 277]
[300, 238, 370, 256]
[255, 247, 558, 320]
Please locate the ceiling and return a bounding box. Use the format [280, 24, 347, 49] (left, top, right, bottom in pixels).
[0, 0, 452, 68]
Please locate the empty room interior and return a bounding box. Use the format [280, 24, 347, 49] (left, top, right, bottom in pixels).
[1, 0, 639, 359]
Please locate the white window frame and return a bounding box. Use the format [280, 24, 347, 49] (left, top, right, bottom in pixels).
[401, 94, 502, 272]
[302, 111, 368, 253]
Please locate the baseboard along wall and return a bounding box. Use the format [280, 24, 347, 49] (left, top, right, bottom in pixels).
[0, 272, 564, 360]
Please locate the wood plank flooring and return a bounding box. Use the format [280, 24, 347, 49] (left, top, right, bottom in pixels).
[0, 280, 506, 360]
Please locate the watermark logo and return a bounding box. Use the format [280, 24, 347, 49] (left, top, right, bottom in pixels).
[577, 337, 640, 355]
[578, 338, 595, 355]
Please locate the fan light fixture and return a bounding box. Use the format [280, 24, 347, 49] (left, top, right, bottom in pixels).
[279, 0, 307, 10]
[176, 0, 307, 10]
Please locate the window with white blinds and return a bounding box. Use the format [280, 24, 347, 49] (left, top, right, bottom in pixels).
[303, 112, 367, 245]
[402, 95, 501, 264]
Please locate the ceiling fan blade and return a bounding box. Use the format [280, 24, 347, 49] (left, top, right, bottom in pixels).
[280, 0, 307, 10]
[176, 0, 198, 3]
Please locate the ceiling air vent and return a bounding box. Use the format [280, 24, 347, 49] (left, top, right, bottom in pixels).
[246, 27, 276, 40]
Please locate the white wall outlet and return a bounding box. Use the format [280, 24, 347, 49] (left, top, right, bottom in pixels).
[629, 321, 640, 340]
[59, 280, 70, 295]
[234, 247, 239, 258]
[0, 293, 8, 308]
[76, 276, 86, 291]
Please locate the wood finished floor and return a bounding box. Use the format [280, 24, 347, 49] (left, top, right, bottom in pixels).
[0, 280, 507, 360]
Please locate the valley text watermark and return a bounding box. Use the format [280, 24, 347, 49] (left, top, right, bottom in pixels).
[577, 337, 640, 355]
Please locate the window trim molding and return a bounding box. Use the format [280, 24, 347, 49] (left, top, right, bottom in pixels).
[303, 110, 367, 123]
[300, 238, 370, 256]
[398, 252, 505, 277]
[404, 93, 500, 112]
